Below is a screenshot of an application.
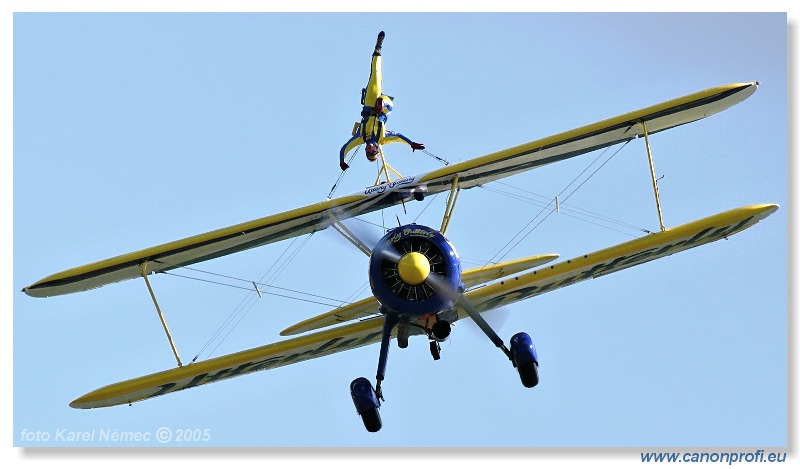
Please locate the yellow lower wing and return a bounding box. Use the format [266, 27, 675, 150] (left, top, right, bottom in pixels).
[71, 204, 777, 410]
[70, 317, 387, 409]
[278, 254, 559, 336]
[462, 254, 560, 287]
[463, 204, 779, 315]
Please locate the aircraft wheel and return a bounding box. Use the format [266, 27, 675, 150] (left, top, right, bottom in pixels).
[350, 377, 383, 432]
[360, 407, 383, 433]
[517, 360, 539, 388]
[510, 332, 539, 388]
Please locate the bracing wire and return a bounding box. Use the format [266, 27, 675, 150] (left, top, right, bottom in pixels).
[162, 269, 349, 306]
[420, 149, 450, 166]
[412, 191, 442, 224]
[173, 143, 448, 362]
[189, 232, 317, 362]
[206, 232, 318, 360]
[328, 146, 360, 199]
[484, 139, 633, 266]
[482, 182, 650, 236]
[179, 137, 637, 361]
[329, 145, 449, 200]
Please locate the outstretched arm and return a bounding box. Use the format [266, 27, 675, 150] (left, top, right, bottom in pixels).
[384, 130, 424, 151]
[340, 134, 362, 170]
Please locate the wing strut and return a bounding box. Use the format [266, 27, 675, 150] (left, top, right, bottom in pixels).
[440, 175, 461, 235]
[140, 262, 183, 367]
[641, 120, 666, 232]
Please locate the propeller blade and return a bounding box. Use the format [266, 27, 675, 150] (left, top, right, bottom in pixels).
[329, 217, 387, 258]
[424, 272, 460, 301]
[373, 241, 402, 264]
[462, 306, 511, 339]
[426, 279, 508, 352]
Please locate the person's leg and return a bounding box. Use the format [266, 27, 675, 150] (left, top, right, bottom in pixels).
[363, 32, 384, 108]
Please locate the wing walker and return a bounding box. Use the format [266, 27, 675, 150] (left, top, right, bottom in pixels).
[23, 32, 778, 433]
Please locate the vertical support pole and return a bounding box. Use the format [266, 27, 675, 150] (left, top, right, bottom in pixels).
[374, 145, 403, 185]
[640, 121, 666, 232]
[376, 145, 392, 185]
[140, 263, 183, 367]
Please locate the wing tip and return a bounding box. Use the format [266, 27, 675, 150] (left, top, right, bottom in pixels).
[743, 203, 779, 219]
[280, 321, 317, 336]
[279, 320, 324, 336]
[756, 203, 780, 219]
[69, 396, 92, 409]
[21, 284, 44, 298]
[280, 321, 322, 336]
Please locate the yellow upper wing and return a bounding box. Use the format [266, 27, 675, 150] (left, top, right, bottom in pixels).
[24, 193, 367, 297]
[70, 204, 777, 409]
[416, 82, 758, 191]
[24, 82, 757, 298]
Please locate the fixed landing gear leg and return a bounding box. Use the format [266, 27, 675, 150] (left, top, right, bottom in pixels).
[350, 311, 397, 432]
[375, 312, 398, 395]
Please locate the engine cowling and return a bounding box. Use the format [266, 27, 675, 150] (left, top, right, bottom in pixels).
[369, 224, 462, 317]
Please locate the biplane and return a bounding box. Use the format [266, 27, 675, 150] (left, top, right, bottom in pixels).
[23, 32, 778, 433]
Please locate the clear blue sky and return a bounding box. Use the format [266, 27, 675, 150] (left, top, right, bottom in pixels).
[9, 7, 790, 458]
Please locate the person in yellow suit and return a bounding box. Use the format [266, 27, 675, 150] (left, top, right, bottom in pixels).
[339, 31, 424, 171]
